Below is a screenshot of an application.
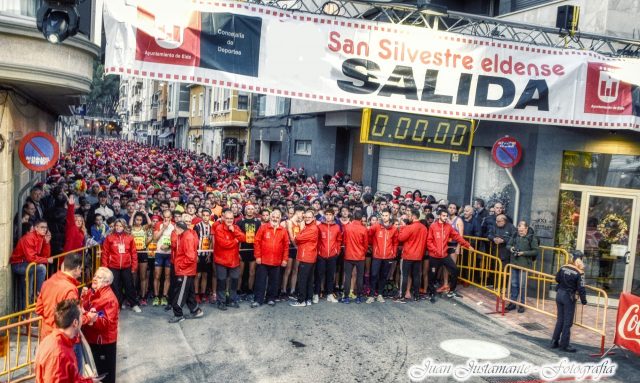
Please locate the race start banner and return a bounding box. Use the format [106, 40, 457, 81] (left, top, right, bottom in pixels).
[613, 292, 640, 356]
[103, 0, 640, 130]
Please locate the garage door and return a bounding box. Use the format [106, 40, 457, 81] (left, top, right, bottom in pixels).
[376, 146, 450, 200]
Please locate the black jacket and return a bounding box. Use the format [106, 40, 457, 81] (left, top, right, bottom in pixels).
[556, 264, 587, 304]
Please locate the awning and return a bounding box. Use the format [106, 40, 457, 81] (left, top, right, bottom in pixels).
[158, 132, 174, 139]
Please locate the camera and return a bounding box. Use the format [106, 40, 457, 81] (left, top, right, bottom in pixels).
[510, 247, 519, 255]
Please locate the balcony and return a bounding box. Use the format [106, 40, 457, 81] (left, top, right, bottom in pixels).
[0, 10, 99, 114]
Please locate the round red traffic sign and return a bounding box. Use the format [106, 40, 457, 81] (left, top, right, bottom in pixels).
[18, 132, 60, 172]
[492, 136, 522, 168]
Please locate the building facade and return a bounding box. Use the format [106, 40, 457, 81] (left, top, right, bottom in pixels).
[0, 0, 100, 313]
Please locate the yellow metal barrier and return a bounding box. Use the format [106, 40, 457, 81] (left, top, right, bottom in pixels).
[0, 309, 40, 383]
[463, 236, 499, 259]
[536, 245, 571, 275]
[24, 245, 101, 309]
[457, 247, 504, 313]
[502, 263, 609, 355]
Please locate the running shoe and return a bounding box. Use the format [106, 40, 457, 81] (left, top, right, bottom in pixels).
[355, 297, 363, 304]
[326, 294, 338, 303]
[366, 296, 375, 304]
[189, 308, 204, 318]
[132, 305, 142, 313]
[139, 298, 148, 307]
[267, 300, 276, 306]
[168, 316, 184, 324]
[290, 301, 307, 307]
[160, 297, 168, 306]
[376, 295, 386, 303]
[436, 284, 450, 293]
[341, 297, 351, 304]
[152, 297, 160, 306]
[312, 294, 319, 304]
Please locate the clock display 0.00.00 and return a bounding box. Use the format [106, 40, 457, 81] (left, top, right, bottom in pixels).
[360, 109, 475, 155]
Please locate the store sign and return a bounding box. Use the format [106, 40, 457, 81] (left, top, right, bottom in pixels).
[614, 292, 640, 356]
[530, 210, 555, 238]
[492, 136, 522, 168]
[104, 0, 640, 130]
[18, 132, 59, 172]
[360, 109, 474, 154]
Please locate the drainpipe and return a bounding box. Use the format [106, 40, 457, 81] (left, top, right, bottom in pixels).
[504, 168, 520, 224]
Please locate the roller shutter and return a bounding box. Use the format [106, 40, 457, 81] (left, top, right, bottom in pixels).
[376, 146, 450, 200]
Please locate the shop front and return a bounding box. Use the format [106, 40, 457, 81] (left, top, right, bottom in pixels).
[556, 152, 640, 301]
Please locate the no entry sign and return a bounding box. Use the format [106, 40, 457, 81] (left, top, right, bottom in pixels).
[18, 132, 59, 172]
[492, 136, 522, 168]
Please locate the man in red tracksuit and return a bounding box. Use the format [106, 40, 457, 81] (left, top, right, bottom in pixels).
[252, 209, 289, 307]
[169, 221, 203, 322]
[10, 219, 51, 307]
[35, 299, 97, 383]
[367, 208, 398, 304]
[315, 206, 343, 303]
[342, 210, 369, 304]
[212, 209, 246, 310]
[290, 210, 319, 307]
[397, 208, 429, 303]
[427, 208, 474, 302]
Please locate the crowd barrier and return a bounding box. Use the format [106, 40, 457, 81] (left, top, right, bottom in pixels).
[535, 246, 571, 275]
[24, 245, 101, 309]
[0, 309, 40, 383]
[456, 247, 504, 313]
[501, 264, 609, 355]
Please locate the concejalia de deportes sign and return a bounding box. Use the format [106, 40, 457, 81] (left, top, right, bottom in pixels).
[104, 0, 640, 130]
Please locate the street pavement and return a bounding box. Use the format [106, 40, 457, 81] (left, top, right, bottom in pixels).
[116, 292, 640, 383]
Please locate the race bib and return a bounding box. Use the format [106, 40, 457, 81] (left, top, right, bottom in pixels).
[134, 237, 145, 251]
[245, 231, 255, 244]
[117, 243, 126, 254]
[201, 237, 211, 250]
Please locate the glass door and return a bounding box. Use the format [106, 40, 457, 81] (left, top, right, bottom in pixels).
[580, 194, 634, 296]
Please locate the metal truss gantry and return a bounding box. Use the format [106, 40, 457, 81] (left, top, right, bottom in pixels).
[248, 0, 640, 58]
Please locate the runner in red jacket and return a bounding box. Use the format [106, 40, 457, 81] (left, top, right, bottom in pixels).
[80, 267, 119, 383]
[342, 210, 369, 304]
[291, 210, 319, 307]
[396, 208, 429, 302]
[427, 209, 474, 301]
[35, 299, 97, 383]
[366, 208, 398, 304]
[101, 218, 141, 312]
[315, 206, 343, 303]
[36, 253, 94, 340]
[212, 210, 246, 310]
[168, 222, 202, 322]
[10, 220, 50, 306]
[252, 209, 289, 307]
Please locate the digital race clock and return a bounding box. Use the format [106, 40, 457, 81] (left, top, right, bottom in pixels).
[360, 109, 475, 155]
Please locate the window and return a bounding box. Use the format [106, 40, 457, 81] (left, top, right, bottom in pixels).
[0, 0, 43, 17]
[191, 95, 196, 116]
[223, 88, 230, 110]
[295, 140, 312, 155]
[237, 92, 249, 110]
[561, 151, 640, 190]
[168, 84, 173, 113]
[198, 93, 203, 116]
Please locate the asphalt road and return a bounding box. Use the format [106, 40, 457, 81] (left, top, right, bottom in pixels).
[115, 295, 640, 383]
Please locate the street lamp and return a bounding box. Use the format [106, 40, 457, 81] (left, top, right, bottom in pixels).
[36, 0, 80, 44]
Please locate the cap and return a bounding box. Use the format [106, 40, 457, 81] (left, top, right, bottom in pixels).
[175, 221, 188, 231]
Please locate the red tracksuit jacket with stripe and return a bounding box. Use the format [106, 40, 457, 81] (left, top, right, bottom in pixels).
[254, 224, 290, 266]
[343, 221, 369, 261]
[317, 221, 342, 258]
[398, 221, 429, 261]
[368, 223, 398, 260]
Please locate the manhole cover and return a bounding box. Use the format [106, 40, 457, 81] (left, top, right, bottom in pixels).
[519, 322, 546, 331]
[440, 339, 510, 360]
